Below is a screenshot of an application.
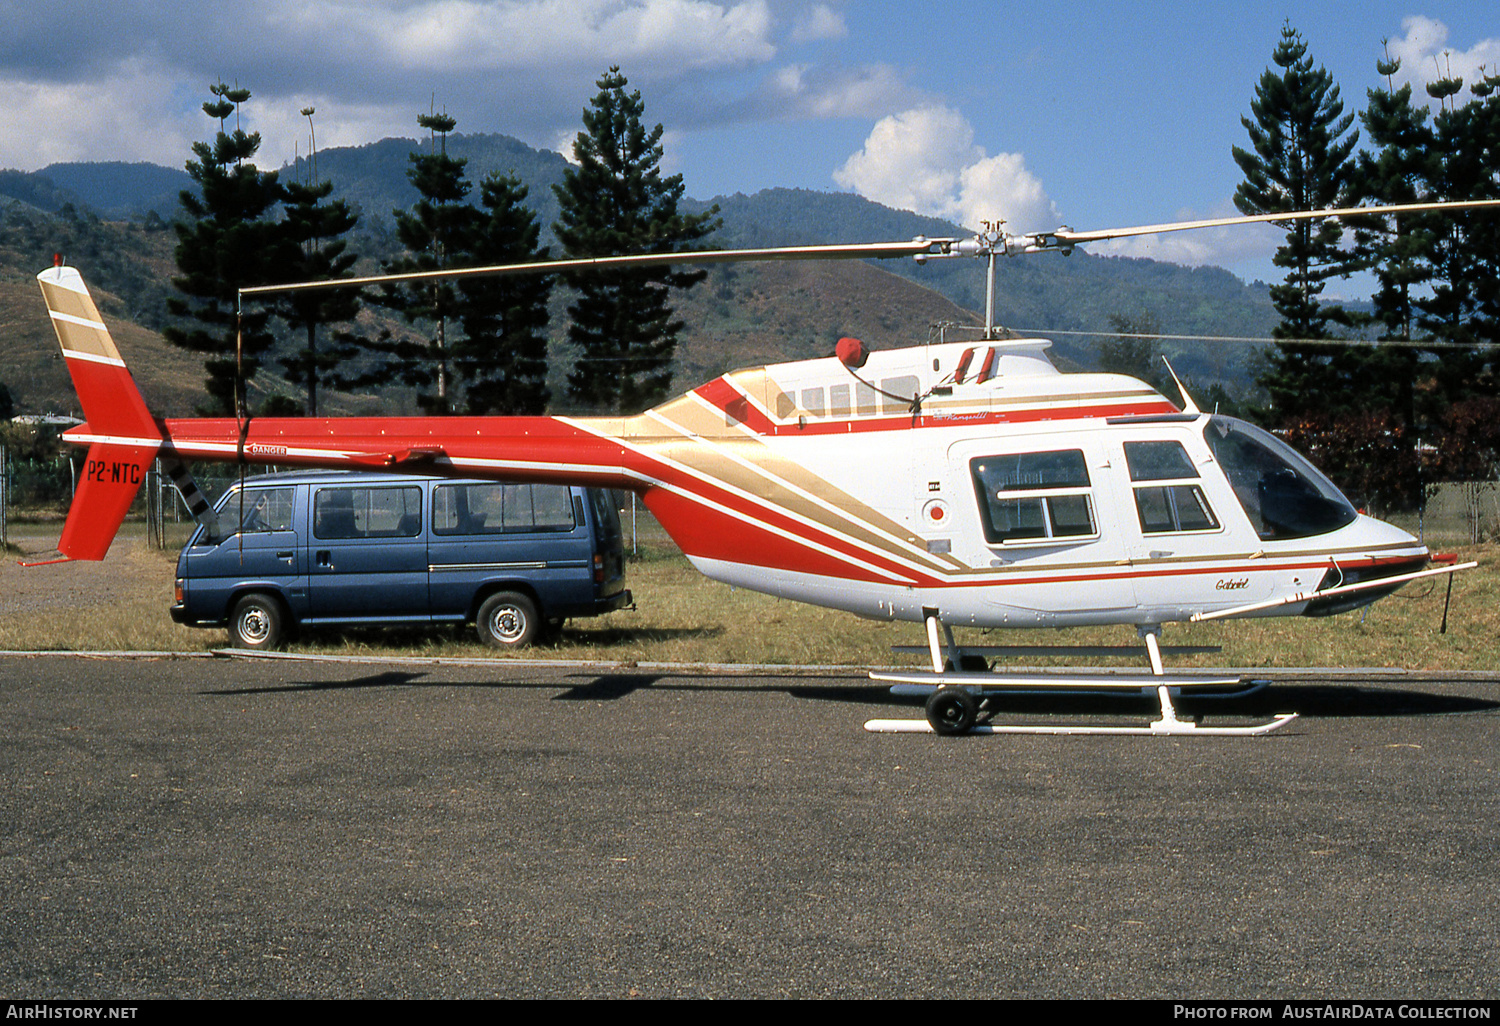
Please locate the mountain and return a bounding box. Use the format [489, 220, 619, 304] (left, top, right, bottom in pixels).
[284, 133, 572, 231]
[693, 187, 1275, 386]
[0, 132, 1279, 416]
[12, 162, 192, 219]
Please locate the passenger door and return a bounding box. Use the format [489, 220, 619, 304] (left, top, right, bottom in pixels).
[948, 439, 1136, 615]
[1114, 433, 1273, 614]
[427, 482, 591, 619]
[305, 484, 430, 620]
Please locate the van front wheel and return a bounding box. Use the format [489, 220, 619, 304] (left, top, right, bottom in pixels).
[477, 592, 539, 649]
[230, 593, 286, 650]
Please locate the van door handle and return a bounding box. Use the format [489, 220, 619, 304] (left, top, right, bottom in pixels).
[316, 549, 333, 568]
[277, 550, 294, 562]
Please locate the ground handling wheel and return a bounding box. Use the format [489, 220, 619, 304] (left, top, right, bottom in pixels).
[925, 686, 980, 735]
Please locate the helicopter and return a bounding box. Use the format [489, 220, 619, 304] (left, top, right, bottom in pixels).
[32, 200, 1492, 736]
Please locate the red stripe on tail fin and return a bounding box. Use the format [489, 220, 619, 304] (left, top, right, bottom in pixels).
[36, 266, 163, 561]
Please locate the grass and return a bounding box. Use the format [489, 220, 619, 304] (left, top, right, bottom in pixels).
[2, 519, 1497, 671]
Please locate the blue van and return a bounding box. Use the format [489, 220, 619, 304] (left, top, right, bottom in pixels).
[171, 471, 631, 649]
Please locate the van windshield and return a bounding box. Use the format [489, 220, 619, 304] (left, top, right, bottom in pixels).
[1202, 416, 1358, 540]
[206, 486, 294, 540]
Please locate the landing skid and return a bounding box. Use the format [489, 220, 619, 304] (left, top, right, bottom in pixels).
[864, 713, 1300, 736]
[866, 609, 1297, 737]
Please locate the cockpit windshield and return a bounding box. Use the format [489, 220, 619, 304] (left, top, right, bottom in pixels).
[1202, 416, 1358, 540]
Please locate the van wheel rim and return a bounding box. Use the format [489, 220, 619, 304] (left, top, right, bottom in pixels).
[489, 606, 526, 642]
[239, 608, 270, 643]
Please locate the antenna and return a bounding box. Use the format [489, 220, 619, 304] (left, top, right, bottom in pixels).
[1160, 356, 1201, 416]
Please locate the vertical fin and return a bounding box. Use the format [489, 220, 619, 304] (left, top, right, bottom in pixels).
[35, 265, 163, 561]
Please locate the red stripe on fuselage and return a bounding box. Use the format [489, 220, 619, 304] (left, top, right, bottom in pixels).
[640, 488, 899, 584]
[158, 413, 1422, 594]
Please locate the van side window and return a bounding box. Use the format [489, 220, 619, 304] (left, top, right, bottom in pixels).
[970, 450, 1096, 544]
[314, 486, 422, 540]
[432, 483, 577, 535]
[234, 487, 294, 534]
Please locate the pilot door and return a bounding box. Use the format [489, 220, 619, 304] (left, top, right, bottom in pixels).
[947, 437, 1136, 616]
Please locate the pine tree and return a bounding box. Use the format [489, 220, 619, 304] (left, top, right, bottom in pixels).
[165, 83, 289, 416]
[1347, 44, 1438, 430]
[1232, 24, 1358, 418]
[456, 173, 553, 415]
[1415, 68, 1500, 399]
[276, 111, 362, 417]
[365, 111, 481, 413]
[553, 67, 719, 414]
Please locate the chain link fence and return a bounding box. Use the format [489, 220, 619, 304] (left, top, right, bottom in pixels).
[0, 447, 267, 551]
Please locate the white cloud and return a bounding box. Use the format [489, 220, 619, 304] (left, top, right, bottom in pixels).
[0, 0, 803, 170]
[0, 67, 195, 170]
[790, 3, 845, 44]
[832, 105, 1058, 232]
[735, 61, 911, 122]
[1385, 16, 1500, 104]
[302, 0, 778, 74]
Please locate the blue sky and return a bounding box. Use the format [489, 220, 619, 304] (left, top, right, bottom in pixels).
[0, 1, 1494, 287]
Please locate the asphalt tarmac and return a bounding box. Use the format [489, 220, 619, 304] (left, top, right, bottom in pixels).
[1, 653, 1496, 999]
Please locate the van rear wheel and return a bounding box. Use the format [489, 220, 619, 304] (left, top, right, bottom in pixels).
[477, 592, 539, 649]
[230, 593, 286, 650]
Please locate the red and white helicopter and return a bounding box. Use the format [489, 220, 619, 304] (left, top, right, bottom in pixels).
[33, 201, 1491, 736]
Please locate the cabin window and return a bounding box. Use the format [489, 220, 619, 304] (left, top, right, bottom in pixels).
[1124, 440, 1219, 534]
[829, 383, 851, 416]
[1124, 441, 1198, 481]
[856, 381, 879, 416]
[970, 450, 1097, 544]
[800, 387, 826, 417]
[1203, 416, 1358, 540]
[1134, 485, 1219, 534]
[880, 376, 919, 415]
[432, 483, 576, 535]
[314, 486, 422, 540]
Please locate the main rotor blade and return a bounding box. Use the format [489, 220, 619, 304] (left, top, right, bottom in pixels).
[238, 197, 1500, 301]
[1052, 199, 1500, 245]
[240, 239, 947, 297]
